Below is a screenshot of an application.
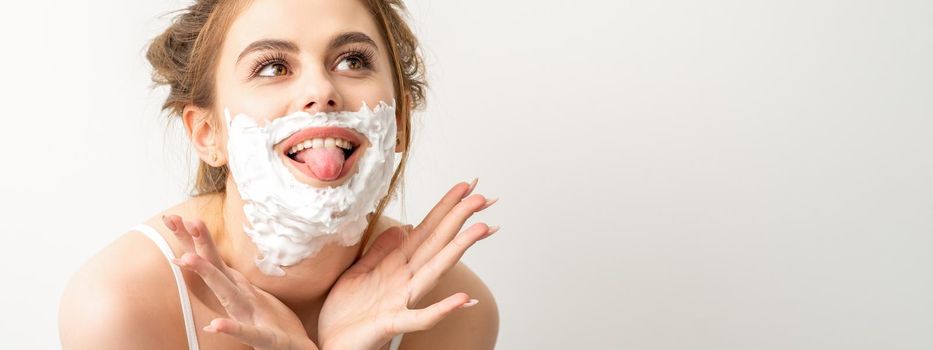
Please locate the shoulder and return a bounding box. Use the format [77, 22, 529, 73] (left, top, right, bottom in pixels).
[404, 262, 499, 349]
[363, 216, 500, 348]
[59, 229, 189, 349]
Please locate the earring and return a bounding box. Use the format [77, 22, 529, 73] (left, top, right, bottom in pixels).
[211, 152, 218, 162]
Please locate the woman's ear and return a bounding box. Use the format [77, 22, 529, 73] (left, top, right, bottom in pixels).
[183, 104, 226, 166]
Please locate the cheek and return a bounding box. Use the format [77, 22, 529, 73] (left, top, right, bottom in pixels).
[244, 98, 290, 120]
[214, 74, 291, 124]
[220, 90, 292, 125]
[336, 73, 397, 109]
[343, 88, 396, 110]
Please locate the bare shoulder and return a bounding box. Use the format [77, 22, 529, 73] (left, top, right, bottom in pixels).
[404, 262, 499, 349]
[59, 229, 189, 349]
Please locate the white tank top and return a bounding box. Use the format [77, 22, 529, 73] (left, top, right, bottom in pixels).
[132, 223, 404, 350]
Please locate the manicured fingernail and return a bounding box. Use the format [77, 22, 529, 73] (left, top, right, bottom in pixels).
[460, 299, 479, 308]
[464, 178, 478, 197]
[190, 225, 201, 238]
[171, 258, 184, 267]
[164, 217, 177, 231]
[487, 225, 501, 236]
[480, 197, 498, 210]
[203, 325, 216, 333]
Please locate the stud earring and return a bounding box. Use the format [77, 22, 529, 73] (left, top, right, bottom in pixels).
[211, 152, 218, 162]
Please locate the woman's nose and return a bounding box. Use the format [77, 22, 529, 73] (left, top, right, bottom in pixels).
[298, 69, 343, 115]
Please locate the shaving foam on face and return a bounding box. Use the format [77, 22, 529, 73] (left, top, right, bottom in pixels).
[223, 101, 397, 276]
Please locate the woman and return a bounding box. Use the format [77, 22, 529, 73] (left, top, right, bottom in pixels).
[58, 0, 500, 349]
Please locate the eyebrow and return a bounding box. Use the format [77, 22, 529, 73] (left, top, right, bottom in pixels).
[328, 31, 378, 51]
[236, 39, 299, 64]
[235, 32, 378, 65]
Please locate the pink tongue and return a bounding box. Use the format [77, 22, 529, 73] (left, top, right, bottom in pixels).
[295, 148, 345, 181]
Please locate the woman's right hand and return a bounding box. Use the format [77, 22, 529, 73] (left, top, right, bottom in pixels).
[317, 179, 498, 349]
[161, 215, 319, 350]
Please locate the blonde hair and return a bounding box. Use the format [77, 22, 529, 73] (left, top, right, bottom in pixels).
[145, 0, 426, 249]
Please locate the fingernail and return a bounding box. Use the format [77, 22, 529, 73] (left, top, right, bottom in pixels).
[460, 299, 479, 308]
[164, 217, 177, 231]
[171, 258, 184, 267]
[480, 197, 498, 210]
[464, 178, 478, 197]
[479, 226, 500, 241]
[203, 325, 216, 333]
[191, 226, 201, 238]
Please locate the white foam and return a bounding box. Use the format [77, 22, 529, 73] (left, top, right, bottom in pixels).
[224, 101, 398, 276]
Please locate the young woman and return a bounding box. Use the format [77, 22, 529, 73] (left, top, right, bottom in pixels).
[58, 0, 500, 349]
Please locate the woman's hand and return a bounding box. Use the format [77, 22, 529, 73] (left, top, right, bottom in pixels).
[317, 179, 499, 350]
[161, 215, 319, 350]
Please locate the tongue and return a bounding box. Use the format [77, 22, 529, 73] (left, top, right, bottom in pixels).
[296, 148, 345, 181]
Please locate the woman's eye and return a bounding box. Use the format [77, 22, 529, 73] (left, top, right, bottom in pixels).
[257, 62, 289, 77]
[335, 56, 365, 71]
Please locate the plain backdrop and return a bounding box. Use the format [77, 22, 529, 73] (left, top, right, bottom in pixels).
[1, 0, 931, 348]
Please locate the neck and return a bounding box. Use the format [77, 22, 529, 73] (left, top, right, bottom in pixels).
[196, 178, 365, 318]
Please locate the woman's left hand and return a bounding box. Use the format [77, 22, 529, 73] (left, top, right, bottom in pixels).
[317, 181, 499, 350]
[161, 215, 319, 350]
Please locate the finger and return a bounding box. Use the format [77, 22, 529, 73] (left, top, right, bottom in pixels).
[394, 292, 472, 333]
[409, 223, 491, 301]
[186, 219, 237, 281]
[477, 225, 501, 241]
[173, 253, 251, 320]
[399, 181, 474, 258]
[350, 226, 405, 273]
[417, 181, 474, 232]
[478, 197, 498, 211]
[408, 194, 491, 270]
[464, 177, 478, 198]
[204, 318, 287, 349]
[226, 266, 255, 292]
[185, 219, 228, 269]
[163, 215, 195, 254]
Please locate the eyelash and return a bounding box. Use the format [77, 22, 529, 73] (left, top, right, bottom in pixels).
[246, 46, 377, 79]
[336, 45, 376, 71]
[248, 52, 289, 79]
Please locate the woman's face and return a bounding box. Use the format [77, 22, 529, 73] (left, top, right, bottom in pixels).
[212, 0, 397, 187]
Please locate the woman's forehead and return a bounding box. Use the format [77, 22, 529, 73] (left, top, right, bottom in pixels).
[225, 0, 383, 55]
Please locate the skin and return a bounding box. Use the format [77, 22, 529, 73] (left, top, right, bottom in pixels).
[58, 0, 499, 349]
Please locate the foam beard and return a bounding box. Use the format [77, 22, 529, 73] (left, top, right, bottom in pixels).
[223, 100, 398, 276]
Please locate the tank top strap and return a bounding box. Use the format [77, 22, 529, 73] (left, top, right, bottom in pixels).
[389, 333, 404, 350]
[132, 223, 200, 350]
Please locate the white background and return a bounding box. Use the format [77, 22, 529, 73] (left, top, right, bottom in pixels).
[1, 0, 931, 348]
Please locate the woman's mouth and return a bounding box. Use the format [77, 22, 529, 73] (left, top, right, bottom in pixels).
[278, 127, 366, 183]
